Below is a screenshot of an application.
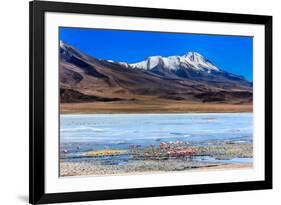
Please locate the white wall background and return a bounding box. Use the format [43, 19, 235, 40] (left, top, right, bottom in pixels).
[0, 0, 279, 204]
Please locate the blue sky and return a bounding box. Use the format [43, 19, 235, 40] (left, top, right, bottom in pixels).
[60, 27, 253, 81]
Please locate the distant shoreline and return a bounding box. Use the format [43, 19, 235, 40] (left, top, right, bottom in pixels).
[60, 102, 252, 114]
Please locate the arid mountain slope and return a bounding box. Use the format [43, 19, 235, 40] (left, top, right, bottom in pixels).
[59, 41, 252, 106]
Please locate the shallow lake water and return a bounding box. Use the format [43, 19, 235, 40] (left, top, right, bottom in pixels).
[60, 113, 253, 164]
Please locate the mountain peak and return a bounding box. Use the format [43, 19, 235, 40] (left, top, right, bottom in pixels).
[130, 52, 220, 73]
[184, 51, 204, 61]
[60, 41, 220, 74]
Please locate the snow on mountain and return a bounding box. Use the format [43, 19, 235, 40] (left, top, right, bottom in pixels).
[60, 41, 252, 106]
[129, 52, 220, 73]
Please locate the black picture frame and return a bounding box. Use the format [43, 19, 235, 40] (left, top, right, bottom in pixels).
[29, 0, 272, 204]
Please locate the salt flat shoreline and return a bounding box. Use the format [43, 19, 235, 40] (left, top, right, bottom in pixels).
[60, 141, 253, 177]
[60, 160, 253, 177]
[60, 140, 253, 177]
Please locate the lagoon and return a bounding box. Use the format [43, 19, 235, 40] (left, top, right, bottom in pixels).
[60, 113, 252, 159]
[61, 113, 252, 142]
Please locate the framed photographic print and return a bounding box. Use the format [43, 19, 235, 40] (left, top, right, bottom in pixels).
[29, 0, 272, 204]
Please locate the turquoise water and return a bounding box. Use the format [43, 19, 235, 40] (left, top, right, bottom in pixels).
[60, 113, 252, 163]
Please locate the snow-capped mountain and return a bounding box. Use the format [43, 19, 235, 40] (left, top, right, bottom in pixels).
[130, 52, 220, 73]
[59, 41, 252, 105]
[110, 52, 249, 83]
